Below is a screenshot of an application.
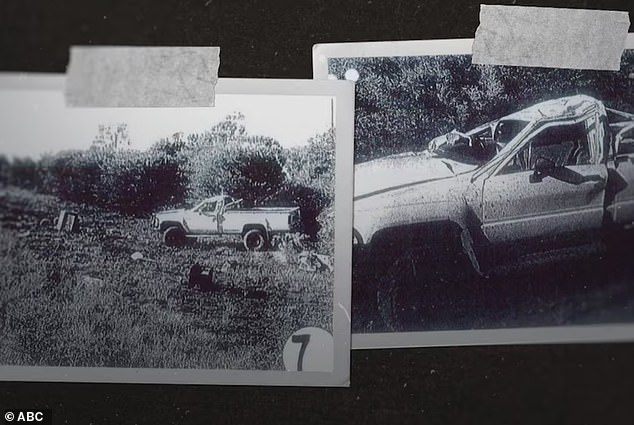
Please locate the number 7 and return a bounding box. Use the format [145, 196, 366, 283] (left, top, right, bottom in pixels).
[291, 334, 310, 371]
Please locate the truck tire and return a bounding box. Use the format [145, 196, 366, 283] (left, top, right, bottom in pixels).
[163, 226, 186, 247]
[243, 228, 267, 251]
[376, 248, 454, 332]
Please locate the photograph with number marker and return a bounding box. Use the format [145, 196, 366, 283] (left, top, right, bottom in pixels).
[0, 75, 353, 386]
[314, 36, 634, 349]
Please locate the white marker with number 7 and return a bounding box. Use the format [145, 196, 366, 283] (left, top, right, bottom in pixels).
[283, 327, 334, 372]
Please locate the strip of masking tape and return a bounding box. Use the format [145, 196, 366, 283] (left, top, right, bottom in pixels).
[65, 46, 220, 107]
[472, 5, 630, 71]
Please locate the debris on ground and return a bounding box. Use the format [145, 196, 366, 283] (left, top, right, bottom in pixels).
[79, 275, 104, 286]
[220, 259, 239, 273]
[76, 275, 105, 294]
[131, 251, 157, 263]
[272, 232, 309, 252]
[214, 247, 233, 256]
[188, 263, 215, 292]
[298, 252, 333, 272]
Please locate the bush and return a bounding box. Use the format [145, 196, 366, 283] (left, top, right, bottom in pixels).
[5, 157, 43, 190]
[315, 205, 335, 255]
[181, 115, 287, 203]
[11, 113, 335, 244]
[329, 51, 634, 163]
[269, 183, 328, 238]
[40, 150, 101, 204]
[222, 141, 286, 204]
[281, 129, 335, 237]
[284, 128, 335, 195]
[99, 151, 188, 215]
[40, 149, 187, 216]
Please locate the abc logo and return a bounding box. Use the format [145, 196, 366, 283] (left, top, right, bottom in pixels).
[4, 411, 46, 422]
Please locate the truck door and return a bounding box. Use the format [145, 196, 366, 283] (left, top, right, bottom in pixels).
[217, 196, 241, 234]
[187, 200, 221, 234]
[610, 124, 634, 225]
[480, 118, 607, 244]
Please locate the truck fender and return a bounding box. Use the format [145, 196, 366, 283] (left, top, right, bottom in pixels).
[241, 224, 269, 240]
[159, 221, 186, 233]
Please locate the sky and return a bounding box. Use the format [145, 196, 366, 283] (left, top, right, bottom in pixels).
[0, 90, 334, 159]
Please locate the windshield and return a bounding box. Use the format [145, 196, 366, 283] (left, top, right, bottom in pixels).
[425, 119, 530, 166]
[193, 199, 219, 215]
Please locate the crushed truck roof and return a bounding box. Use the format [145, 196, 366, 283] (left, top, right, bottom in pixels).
[504, 94, 601, 123]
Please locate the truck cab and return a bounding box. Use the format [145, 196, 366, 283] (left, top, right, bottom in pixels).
[183, 196, 242, 234]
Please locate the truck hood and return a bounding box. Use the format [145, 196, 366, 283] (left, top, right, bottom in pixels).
[354, 152, 477, 199]
[155, 209, 186, 220]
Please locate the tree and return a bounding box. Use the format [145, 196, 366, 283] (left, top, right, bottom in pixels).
[92, 123, 130, 150]
[284, 128, 335, 194]
[7, 157, 43, 189]
[180, 114, 286, 202]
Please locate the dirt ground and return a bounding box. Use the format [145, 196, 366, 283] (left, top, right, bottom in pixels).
[352, 233, 634, 333]
[0, 187, 333, 370]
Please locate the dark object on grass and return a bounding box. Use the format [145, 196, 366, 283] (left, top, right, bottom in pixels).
[188, 263, 215, 292]
[298, 252, 333, 272]
[188, 263, 202, 288]
[56, 210, 80, 233]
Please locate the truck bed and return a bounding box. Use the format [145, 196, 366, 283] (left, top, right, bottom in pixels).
[229, 207, 299, 213]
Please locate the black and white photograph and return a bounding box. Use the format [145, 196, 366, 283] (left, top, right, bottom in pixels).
[0, 75, 354, 385]
[314, 36, 634, 348]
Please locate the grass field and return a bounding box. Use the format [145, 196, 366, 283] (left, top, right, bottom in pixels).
[0, 187, 333, 370]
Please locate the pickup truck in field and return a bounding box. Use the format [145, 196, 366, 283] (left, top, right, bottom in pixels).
[353, 95, 634, 329]
[152, 195, 301, 250]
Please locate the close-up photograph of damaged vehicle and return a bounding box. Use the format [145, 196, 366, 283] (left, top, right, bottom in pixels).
[318, 39, 634, 339]
[354, 94, 634, 331]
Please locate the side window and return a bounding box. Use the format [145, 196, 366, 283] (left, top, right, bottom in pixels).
[224, 197, 236, 210]
[617, 126, 634, 155]
[499, 122, 591, 174]
[200, 201, 218, 215]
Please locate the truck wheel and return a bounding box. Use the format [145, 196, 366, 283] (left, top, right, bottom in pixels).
[376, 249, 452, 332]
[163, 226, 186, 247]
[243, 229, 267, 251]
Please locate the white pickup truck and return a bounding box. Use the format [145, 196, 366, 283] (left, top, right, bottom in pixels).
[353, 95, 634, 329]
[152, 195, 301, 250]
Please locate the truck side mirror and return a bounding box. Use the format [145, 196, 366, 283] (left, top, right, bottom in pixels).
[530, 157, 555, 183]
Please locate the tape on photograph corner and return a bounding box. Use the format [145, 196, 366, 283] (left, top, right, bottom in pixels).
[472, 5, 630, 71]
[65, 46, 220, 107]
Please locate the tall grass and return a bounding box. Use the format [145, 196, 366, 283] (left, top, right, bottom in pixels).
[0, 188, 333, 370]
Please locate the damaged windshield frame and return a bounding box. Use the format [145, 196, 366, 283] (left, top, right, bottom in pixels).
[429, 118, 530, 168]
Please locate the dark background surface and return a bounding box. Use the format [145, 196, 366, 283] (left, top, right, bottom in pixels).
[1, 0, 633, 424]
